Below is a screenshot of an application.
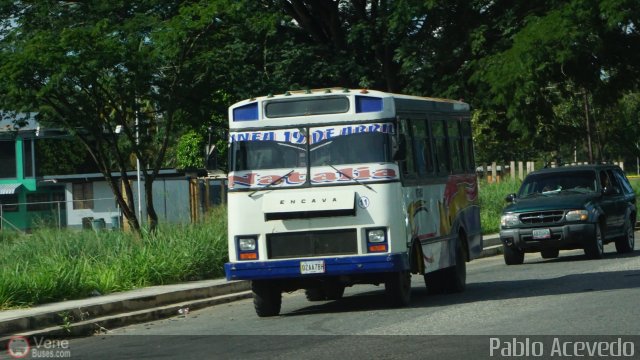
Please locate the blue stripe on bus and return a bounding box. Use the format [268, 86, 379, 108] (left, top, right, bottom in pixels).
[233, 103, 259, 121]
[224, 253, 410, 281]
[355, 96, 383, 113]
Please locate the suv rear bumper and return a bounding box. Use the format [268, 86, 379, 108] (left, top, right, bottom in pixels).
[500, 223, 596, 251]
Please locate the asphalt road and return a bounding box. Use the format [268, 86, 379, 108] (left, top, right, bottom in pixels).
[67, 239, 640, 359]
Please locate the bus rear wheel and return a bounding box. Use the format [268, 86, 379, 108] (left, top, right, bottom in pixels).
[445, 239, 467, 293]
[424, 238, 466, 294]
[385, 271, 411, 307]
[252, 280, 281, 317]
[424, 270, 445, 294]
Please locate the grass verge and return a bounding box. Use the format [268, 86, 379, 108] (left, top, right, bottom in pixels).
[479, 179, 521, 235]
[0, 206, 228, 310]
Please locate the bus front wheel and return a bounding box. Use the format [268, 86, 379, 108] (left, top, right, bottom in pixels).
[385, 271, 411, 307]
[252, 280, 282, 317]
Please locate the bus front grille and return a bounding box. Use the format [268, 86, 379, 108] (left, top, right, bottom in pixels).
[267, 229, 358, 259]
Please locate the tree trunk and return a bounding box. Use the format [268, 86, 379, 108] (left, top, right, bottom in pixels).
[144, 171, 159, 232]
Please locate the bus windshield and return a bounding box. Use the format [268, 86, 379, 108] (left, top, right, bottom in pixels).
[232, 141, 306, 171]
[231, 122, 394, 172]
[309, 125, 393, 166]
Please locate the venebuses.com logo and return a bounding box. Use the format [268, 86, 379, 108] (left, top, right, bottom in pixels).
[6, 336, 71, 359]
[7, 336, 30, 358]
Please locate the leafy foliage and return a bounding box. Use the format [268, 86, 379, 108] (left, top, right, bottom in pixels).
[35, 138, 97, 175]
[176, 130, 205, 170]
[2, 0, 640, 190]
[0, 1, 236, 231]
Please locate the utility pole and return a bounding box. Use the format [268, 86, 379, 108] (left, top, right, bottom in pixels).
[136, 104, 142, 225]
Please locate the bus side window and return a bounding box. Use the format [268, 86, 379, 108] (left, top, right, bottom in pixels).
[430, 119, 450, 174]
[398, 118, 416, 178]
[460, 120, 475, 172]
[412, 119, 434, 176]
[448, 119, 463, 172]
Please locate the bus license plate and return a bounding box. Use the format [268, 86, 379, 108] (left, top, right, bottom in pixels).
[300, 260, 325, 274]
[532, 229, 551, 239]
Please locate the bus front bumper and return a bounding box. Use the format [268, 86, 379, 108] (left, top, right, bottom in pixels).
[224, 253, 410, 281]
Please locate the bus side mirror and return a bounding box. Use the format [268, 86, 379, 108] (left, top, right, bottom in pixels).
[392, 134, 407, 161]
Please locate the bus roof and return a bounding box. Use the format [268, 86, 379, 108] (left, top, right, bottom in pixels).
[228, 88, 469, 130]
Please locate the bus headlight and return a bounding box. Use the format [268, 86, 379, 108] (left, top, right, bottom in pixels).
[238, 237, 257, 251]
[565, 210, 588, 222]
[366, 228, 388, 253]
[367, 229, 386, 243]
[500, 214, 520, 227]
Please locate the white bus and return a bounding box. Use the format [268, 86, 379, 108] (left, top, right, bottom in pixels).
[224, 88, 482, 317]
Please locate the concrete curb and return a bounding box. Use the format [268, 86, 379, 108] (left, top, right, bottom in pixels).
[0, 280, 251, 347]
[481, 234, 503, 258]
[0, 235, 503, 344]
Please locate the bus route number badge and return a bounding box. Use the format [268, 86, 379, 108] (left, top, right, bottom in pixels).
[358, 196, 370, 209]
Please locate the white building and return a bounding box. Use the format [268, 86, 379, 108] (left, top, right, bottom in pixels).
[45, 170, 193, 229]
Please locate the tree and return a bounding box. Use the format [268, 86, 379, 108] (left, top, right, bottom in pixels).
[260, 0, 427, 92]
[469, 0, 640, 162]
[0, 1, 231, 232]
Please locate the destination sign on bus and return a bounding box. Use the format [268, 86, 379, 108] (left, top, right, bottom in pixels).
[228, 164, 400, 189]
[229, 123, 395, 144]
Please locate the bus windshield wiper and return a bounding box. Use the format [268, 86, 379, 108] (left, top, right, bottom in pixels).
[325, 163, 375, 192]
[249, 169, 295, 197]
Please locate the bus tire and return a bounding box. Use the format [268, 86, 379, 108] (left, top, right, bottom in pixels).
[385, 271, 411, 307]
[252, 281, 281, 317]
[424, 270, 446, 295]
[444, 238, 466, 293]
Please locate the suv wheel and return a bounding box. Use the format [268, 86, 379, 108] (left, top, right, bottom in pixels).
[540, 248, 559, 259]
[503, 245, 524, 265]
[584, 223, 605, 259]
[615, 217, 635, 254]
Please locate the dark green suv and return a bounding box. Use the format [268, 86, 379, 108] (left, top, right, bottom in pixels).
[500, 164, 636, 265]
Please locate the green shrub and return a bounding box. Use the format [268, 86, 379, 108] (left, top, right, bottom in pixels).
[479, 179, 521, 235]
[628, 177, 640, 198]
